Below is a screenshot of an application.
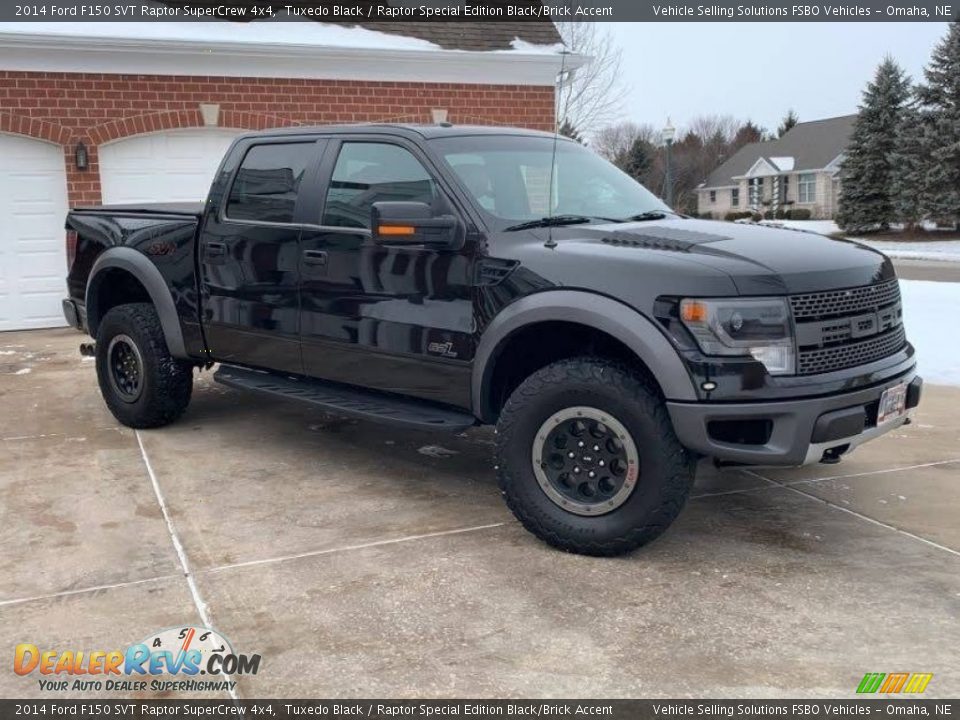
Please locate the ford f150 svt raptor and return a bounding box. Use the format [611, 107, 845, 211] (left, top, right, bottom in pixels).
[63, 124, 921, 556]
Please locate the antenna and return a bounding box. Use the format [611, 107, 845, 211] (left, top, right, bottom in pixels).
[545, 49, 569, 250]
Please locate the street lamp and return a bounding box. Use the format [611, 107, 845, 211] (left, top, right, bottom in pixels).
[661, 119, 676, 208]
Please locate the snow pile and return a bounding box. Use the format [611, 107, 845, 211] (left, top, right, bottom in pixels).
[759, 219, 840, 235]
[900, 280, 960, 386]
[507, 38, 565, 54]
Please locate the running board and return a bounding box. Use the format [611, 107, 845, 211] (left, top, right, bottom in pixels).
[213, 366, 477, 432]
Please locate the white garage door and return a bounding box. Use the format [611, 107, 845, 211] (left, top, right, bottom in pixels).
[0, 134, 69, 331]
[99, 129, 243, 204]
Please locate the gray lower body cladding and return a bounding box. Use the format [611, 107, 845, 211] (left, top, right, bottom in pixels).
[667, 369, 921, 466]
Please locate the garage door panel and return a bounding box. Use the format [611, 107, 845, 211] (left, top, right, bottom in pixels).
[0, 133, 69, 332]
[99, 129, 242, 204]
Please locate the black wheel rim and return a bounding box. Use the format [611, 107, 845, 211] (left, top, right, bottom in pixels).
[107, 334, 144, 403]
[531, 406, 639, 516]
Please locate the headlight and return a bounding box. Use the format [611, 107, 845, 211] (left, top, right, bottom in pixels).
[679, 297, 795, 375]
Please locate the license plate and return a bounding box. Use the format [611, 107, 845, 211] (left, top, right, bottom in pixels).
[877, 383, 908, 425]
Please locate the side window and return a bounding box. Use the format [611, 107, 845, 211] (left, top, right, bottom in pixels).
[322, 142, 437, 229]
[226, 143, 312, 224]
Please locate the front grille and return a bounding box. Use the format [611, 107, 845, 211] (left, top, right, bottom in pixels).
[791, 279, 906, 375]
[797, 326, 906, 375]
[790, 279, 900, 321]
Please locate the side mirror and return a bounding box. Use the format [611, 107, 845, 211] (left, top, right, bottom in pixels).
[371, 201, 464, 251]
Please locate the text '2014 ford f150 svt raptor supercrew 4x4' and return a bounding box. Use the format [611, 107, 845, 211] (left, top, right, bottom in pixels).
[62, 124, 921, 556]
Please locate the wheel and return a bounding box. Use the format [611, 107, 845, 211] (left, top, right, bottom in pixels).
[495, 357, 696, 556]
[95, 303, 193, 429]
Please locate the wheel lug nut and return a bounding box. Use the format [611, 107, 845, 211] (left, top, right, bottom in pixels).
[573, 467, 581, 474]
[588, 471, 595, 478]
[568, 452, 575, 458]
[578, 441, 584, 448]
[599, 460, 605, 467]
[593, 445, 600, 452]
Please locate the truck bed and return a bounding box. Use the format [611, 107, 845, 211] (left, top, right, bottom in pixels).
[70, 202, 205, 218]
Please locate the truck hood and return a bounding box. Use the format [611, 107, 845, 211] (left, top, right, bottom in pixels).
[519, 218, 895, 296]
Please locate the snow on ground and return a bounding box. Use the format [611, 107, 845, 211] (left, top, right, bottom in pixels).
[758, 220, 960, 263]
[900, 280, 960, 386]
[760, 219, 840, 235]
[855, 240, 960, 263]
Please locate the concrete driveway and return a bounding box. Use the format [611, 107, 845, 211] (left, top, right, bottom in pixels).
[1, 328, 958, 699]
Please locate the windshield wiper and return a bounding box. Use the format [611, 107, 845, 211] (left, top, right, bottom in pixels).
[503, 215, 624, 232]
[620, 210, 674, 222]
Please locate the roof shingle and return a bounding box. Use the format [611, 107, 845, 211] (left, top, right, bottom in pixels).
[155, 3, 562, 51]
[702, 114, 856, 189]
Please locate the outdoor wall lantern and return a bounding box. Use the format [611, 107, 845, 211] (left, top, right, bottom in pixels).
[75, 141, 89, 171]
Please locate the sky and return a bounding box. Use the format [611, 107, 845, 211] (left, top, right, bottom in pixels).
[606, 22, 951, 135]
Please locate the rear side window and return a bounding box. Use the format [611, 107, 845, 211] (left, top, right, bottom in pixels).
[226, 143, 312, 224]
[322, 142, 437, 229]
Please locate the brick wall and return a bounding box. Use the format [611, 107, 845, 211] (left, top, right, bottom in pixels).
[0, 71, 555, 206]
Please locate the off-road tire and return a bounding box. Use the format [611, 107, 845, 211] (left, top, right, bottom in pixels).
[95, 303, 193, 429]
[495, 357, 696, 556]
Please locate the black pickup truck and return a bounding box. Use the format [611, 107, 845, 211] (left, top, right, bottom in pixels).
[63, 123, 921, 556]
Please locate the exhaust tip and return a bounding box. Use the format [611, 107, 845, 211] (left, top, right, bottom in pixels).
[79, 343, 96, 357]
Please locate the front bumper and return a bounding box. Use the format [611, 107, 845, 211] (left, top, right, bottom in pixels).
[667, 369, 922, 466]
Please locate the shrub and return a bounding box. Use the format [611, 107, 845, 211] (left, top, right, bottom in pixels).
[724, 211, 753, 222]
[787, 208, 812, 220]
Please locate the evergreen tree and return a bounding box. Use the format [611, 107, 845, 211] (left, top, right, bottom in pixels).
[777, 109, 798, 138]
[558, 119, 585, 144]
[916, 22, 960, 228]
[836, 57, 911, 233]
[733, 120, 765, 149]
[890, 100, 931, 230]
[623, 136, 655, 183]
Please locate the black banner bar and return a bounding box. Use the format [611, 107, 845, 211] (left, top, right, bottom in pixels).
[0, 699, 957, 720]
[0, 0, 956, 22]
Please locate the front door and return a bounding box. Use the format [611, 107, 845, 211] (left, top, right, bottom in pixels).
[299, 139, 475, 408]
[199, 139, 324, 373]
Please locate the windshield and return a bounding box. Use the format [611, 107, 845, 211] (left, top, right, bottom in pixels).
[430, 134, 669, 229]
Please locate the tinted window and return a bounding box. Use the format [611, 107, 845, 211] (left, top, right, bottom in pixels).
[226, 143, 312, 223]
[432, 135, 668, 229]
[322, 143, 437, 229]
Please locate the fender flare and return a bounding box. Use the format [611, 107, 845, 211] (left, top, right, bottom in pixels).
[85, 247, 188, 359]
[472, 290, 697, 422]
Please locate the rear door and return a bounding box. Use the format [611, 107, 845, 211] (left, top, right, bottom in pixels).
[298, 137, 476, 408]
[199, 139, 326, 373]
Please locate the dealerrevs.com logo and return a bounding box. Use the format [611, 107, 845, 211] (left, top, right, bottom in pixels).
[13, 626, 261, 693]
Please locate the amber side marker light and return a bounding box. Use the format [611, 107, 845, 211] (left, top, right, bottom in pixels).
[680, 299, 708, 324]
[378, 225, 416, 236]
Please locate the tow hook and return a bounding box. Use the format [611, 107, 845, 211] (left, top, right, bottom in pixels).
[79, 342, 96, 357]
[819, 445, 848, 464]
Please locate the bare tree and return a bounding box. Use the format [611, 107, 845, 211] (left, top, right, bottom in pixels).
[593, 121, 657, 167]
[555, 22, 625, 138]
[686, 114, 741, 145]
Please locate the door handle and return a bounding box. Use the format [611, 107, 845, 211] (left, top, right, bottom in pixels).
[204, 241, 227, 258]
[302, 250, 328, 266]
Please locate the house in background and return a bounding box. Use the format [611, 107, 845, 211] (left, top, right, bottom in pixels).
[0, 19, 570, 332]
[697, 115, 855, 220]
